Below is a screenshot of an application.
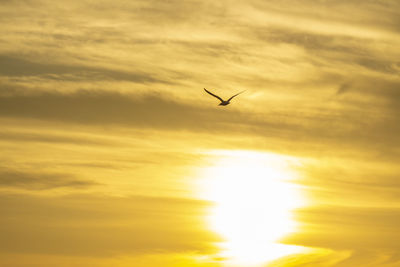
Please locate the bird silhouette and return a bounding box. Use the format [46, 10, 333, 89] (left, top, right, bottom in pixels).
[204, 88, 245, 106]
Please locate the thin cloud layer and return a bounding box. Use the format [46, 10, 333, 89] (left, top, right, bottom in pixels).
[0, 193, 219, 256]
[0, 54, 168, 84]
[0, 88, 398, 160]
[0, 169, 98, 190]
[0, 0, 399, 266]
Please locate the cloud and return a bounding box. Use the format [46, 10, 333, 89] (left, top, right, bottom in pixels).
[0, 89, 254, 132]
[281, 206, 400, 266]
[251, 25, 400, 78]
[0, 169, 98, 190]
[0, 88, 399, 160]
[336, 82, 352, 95]
[269, 248, 351, 267]
[0, 54, 168, 84]
[0, 129, 114, 146]
[0, 193, 219, 256]
[247, 0, 400, 36]
[0, 1, 399, 266]
[294, 156, 400, 206]
[335, 249, 400, 267]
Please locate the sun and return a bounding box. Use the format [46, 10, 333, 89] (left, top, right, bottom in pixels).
[199, 150, 305, 266]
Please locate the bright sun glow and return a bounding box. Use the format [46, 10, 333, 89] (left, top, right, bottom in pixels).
[200, 150, 306, 266]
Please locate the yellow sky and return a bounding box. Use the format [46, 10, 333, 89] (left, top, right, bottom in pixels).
[1, 0, 400, 266]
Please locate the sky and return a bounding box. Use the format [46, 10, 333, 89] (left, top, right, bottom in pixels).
[1, 0, 400, 266]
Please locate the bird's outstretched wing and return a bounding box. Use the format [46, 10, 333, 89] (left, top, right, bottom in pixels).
[227, 90, 246, 102]
[204, 88, 224, 102]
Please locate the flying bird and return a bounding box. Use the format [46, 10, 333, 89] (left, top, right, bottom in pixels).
[204, 88, 245, 106]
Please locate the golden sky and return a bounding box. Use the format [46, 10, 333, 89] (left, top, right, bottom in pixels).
[1, 0, 400, 266]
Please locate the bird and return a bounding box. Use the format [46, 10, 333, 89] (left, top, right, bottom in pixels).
[203, 88, 245, 106]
